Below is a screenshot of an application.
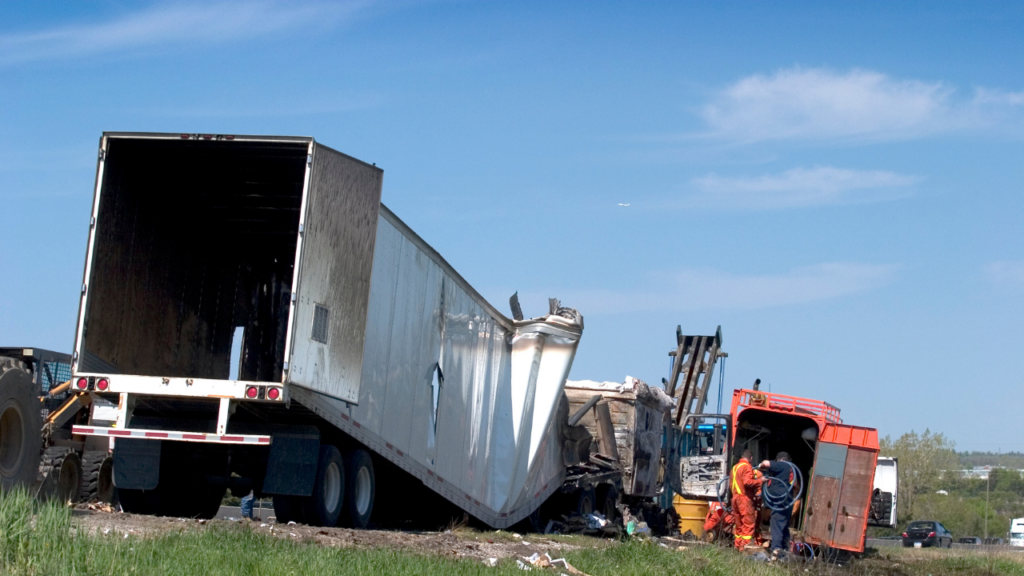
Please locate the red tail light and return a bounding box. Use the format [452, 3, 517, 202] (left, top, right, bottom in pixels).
[96, 378, 109, 391]
[267, 387, 281, 400]
[928, 531, 936, 538]
[76, 378, 88, 390]
[245, 386, 258, 399]
[902, 532, 908, 538]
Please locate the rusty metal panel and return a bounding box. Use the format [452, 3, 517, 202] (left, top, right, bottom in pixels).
[630, 400, 663, 497]
[832, 447, 877, 551]
[288, 143, 383, 403]
[804, 474, 841, 544]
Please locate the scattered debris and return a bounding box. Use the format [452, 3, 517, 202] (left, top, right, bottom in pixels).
[521, 553, 593, 576]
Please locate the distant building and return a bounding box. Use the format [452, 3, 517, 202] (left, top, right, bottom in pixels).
[955, 466, 1024, 480]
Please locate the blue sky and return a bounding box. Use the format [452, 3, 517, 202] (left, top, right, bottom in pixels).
[1, 1, 1022, 451]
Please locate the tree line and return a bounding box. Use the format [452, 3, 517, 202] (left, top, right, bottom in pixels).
[877, 430, 1024, 539]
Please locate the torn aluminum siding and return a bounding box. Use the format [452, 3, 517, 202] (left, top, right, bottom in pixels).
[289, 206, 583, 528]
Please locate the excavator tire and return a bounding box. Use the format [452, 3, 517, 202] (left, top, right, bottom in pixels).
[80, 451, 114, 503]
[38, 446, 83, 503]
[0, 357, 42, 492]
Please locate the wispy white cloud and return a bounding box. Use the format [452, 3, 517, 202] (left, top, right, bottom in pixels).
[0, 1, 369, 65]
[984, 261, 1024, 287]
[701, 67, 1024, 143]
[517, 263, 899, 316]
[687, 166, 920, 210]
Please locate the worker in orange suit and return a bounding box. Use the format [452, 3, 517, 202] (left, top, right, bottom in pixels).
[731, 449, 762, 550]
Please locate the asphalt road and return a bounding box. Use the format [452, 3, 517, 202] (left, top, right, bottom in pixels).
[215, 504, 273, 522]
[866, 538, 1023, 552]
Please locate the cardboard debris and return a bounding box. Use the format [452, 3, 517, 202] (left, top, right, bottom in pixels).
[521, 553, 593, 576]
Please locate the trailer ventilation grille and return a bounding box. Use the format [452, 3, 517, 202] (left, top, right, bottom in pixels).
[311, 304, 329, 344]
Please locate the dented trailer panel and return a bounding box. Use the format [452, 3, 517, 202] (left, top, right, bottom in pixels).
[290, 209, 581, 527]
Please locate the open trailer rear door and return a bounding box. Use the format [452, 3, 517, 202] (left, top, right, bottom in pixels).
[804, 424, 879, 553]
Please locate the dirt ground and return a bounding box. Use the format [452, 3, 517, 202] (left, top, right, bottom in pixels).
[73, 505, 610, 563]
[72, 505, 1024, 575]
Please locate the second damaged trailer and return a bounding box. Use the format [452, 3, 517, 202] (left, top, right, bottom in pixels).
[68, 132, 585, 528]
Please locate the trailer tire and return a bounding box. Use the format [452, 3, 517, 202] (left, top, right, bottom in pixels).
[301, 445, 346, 527]
[80, 451, 114, 503]
[596, 484, 619, 522]
[39, 447, 82, 503]
[0, 360, 42, 492]
[513, 506, 544, 533]
[273, 495, 307, 525]
[341, 448, 375, 529]
[168, 485, 224, 520]
[118, 488, 161, 515]
[571, 486, 596, 516]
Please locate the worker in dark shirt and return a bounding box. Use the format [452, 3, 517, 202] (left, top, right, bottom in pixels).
[759, 452, 798, 556]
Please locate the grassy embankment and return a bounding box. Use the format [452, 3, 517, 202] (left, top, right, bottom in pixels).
[2, 490, 1023, 576]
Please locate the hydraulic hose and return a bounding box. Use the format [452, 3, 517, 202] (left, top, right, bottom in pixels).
[715, 475, 731, 511]
[760, 461, 804, 512]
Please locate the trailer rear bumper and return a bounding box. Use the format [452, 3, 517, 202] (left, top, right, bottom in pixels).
[72, 425, 271, 445]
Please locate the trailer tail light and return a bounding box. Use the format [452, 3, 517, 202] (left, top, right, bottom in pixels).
[267, 387, 281, 400]
[76, 378, 88, 390]
[96, 378, 109, 391]
[245, 386, 258, 399]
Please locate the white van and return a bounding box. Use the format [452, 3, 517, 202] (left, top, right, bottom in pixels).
[1011, 518, 1024, 547]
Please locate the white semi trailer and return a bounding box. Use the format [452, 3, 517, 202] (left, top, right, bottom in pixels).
[68, 132, 585, 528]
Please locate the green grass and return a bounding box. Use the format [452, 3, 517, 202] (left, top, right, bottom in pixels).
[2, 490, 1022, 576]
[857, 546, 1024, 576]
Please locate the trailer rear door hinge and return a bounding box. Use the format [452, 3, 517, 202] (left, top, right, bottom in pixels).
[307, 154, 313, 165]
[291, 293, 297, 303]
[98, 149, 105, 161]
[81, 283, 87, 294]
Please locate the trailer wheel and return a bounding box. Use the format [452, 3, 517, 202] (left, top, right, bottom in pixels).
[273, 495, 307, 525]
[341, 449, 375, 529]
[117, 488, 161, 515]
[167, 484, 224, 520]
[0, 360, 42, 492]
[39, 447, 83, 503]
[571, 486, 596, 516]
[80, 451, 114, 503]
[300, 445, 345, 527]
[596, 484, 619, 522]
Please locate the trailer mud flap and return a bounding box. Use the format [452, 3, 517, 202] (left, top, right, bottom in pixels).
[263, 427, 319, 496]
[113, 438, 160, 490]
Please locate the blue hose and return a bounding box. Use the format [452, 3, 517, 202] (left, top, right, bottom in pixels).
[760, 461, 804, 512]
